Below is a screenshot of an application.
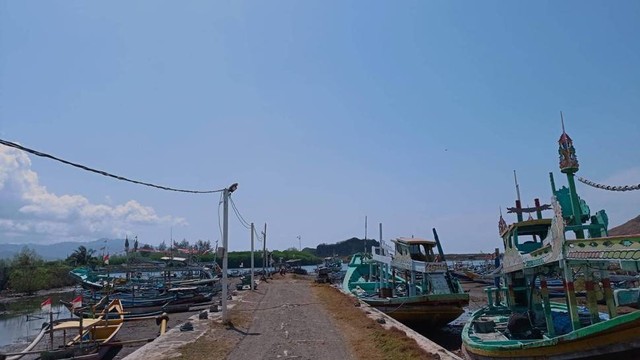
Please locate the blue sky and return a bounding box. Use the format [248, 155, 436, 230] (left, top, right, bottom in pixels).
[1, 1, 639, 254]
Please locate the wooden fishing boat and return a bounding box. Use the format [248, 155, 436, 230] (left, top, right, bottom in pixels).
[5, 299, 125, 360]
[343, 231, 469, 327]
[462, 124, 640, 359]
[61, 296, 166, 319]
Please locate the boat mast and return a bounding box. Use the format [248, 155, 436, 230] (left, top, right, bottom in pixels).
[558, 112, 585, 239]
[513, 170, 521, 204]
[557, 113, 584, 330]
[513, 170, 523, 222]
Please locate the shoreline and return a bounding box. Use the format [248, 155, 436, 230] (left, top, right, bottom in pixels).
[0, 286, 77, 304]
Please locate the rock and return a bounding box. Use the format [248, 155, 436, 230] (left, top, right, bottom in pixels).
[180, 322, 194, 331]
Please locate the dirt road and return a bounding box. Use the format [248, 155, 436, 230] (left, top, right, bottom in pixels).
[227, 276, 353, 360]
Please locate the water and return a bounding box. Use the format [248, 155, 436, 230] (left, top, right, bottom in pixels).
[0, 292, 75, 347]
[405, 308, 473, 352]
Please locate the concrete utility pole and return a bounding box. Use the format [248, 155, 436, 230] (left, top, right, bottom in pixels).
[364, 216, 368, 254]
[221, 183, 238, 324]
[251, 223, 255, 291]
[262, 223, 267, 274]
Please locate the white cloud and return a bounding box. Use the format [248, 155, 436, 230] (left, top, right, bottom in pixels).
[0, 145, 186, 244]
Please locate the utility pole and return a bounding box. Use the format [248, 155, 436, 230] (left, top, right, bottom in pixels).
[262, 223, 267, 274]
[364, 216, 368, 254]
[251, 223, 255, 291]
[221, 183, 237, 324]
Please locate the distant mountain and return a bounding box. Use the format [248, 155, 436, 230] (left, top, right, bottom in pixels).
[0, 238, 126, 260]
[609, 215, 640, 236]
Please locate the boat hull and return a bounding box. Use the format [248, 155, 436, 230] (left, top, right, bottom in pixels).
[363, 294, 468, 327]
[462, 309, 640, 360]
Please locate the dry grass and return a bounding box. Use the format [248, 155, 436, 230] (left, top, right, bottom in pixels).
[175, 295, 256, 359]
[312, 283, 439, 360]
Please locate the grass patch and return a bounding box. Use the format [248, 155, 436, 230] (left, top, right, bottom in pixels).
[175, 297, 256, 359]
[313, 283, 438, 360]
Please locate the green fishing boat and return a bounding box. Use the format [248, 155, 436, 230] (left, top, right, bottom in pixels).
[462, 119, 640, 359]
[343, 230, 469, 327]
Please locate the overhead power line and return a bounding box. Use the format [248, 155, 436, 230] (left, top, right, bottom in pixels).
[230, 196, 252, 229]
[0, 138, 224, 194]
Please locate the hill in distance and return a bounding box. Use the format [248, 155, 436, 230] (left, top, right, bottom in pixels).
[608, 215, 640, 236]
[0, 238, 126, 260]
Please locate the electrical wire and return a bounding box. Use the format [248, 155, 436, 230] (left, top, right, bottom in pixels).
[0, 138, 224, 194]
[230, 196, 252, 229]
[218, 192, 224, 240]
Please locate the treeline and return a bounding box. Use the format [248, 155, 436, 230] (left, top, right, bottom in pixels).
[0, 237, 379, 294]
[0, 247, 75, 295]
[315, 237, 380, 257]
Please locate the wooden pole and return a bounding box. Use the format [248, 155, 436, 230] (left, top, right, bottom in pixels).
[49, 307, 54, 349]
[561, 259, 581, 331]
[600, 269, 617, 319]
[585, 269, 600, 324]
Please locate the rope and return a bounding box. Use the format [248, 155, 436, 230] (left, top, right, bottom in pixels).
[577, 176, 640, 192]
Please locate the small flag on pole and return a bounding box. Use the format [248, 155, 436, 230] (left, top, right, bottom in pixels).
[72, 296, 82, 309]
[41, 297, 52, 313]
[103, 254, 110, 265]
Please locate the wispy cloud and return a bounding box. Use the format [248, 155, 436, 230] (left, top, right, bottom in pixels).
[0, 145, 186, 244]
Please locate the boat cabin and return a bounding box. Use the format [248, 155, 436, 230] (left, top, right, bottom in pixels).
[502, 219, 552, 254]
[394, 237, 438, 262]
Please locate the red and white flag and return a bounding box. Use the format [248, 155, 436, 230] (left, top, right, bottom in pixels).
[71, 296, 82, 309]
[103, 254, 110, 265]
[41, 297, 52, 313]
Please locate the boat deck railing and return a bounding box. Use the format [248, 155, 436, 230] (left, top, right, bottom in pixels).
[483, 286, 509, 309]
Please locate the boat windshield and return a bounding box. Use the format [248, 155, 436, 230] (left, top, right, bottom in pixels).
[510, 222, 550, 253]
[408, 243, 435, 262]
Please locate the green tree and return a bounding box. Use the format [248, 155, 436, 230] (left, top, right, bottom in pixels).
[140, 243, 154, 257]
[195, 240, 211, 252]
[177, 239, 189, 249]
[66, 245, 96, 266]
[8, 247, 45, 294]
[0, 258, 10, 291]
[158, 240, 167, 251]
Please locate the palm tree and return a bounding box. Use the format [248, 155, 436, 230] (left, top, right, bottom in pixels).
[67, 246, 96, 266]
